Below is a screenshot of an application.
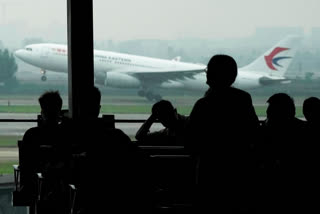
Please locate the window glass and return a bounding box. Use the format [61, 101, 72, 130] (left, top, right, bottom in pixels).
[1, 0, 320, 176]
[93, 0, 319, 127]
[0, 0, 67, 178]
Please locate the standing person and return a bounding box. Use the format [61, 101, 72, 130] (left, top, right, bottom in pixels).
[135, 99, 189, 145]
[186, 54, 259, 213]
[260, 93, 305, 169]
[301, 96, 319, 212]
[258, 93, 306, 214]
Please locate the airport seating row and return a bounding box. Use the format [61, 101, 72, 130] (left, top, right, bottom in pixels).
[13, 142, 196, 214]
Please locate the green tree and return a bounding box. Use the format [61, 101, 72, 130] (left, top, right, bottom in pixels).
[0, 49, 18, 85]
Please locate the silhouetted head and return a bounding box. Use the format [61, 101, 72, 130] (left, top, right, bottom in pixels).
[81, 86, 101, 119]
[152, 100, 177, 128]
[266, 93, 295, 121]
[38, 90, 62, 123]
[206, 54, 237, 89]
[303, 96, 320, 123]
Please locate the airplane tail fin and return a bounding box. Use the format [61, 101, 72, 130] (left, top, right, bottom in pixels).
[242, 35, 302, 78]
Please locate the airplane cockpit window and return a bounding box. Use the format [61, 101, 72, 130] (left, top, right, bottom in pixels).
[26, 48, 32, 51]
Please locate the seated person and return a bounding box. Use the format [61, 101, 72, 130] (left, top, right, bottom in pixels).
[21, 91, 69, 213]
[135, 100, 188, 145]
[72, 86, 152, 214]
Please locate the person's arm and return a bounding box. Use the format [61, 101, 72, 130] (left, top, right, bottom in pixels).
[135, 114, 157, 141]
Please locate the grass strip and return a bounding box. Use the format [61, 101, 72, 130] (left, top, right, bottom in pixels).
[0, 161, 18, 175]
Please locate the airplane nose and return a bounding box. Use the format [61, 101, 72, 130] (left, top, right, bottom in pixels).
[14, 50, 22, 58]
[14, 49, 26, 60]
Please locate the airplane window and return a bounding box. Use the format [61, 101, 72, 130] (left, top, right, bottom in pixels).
[26, 48, 32, 51]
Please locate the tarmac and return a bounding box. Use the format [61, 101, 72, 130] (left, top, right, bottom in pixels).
[0, 174, 14, 186]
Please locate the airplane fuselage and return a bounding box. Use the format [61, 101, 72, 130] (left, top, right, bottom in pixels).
[15, 36, 299, 100]
[15, 44, 205, 81]
[14, 44, 265, 91]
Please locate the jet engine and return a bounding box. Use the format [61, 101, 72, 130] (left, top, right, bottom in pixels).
[104, 72, 140, 88]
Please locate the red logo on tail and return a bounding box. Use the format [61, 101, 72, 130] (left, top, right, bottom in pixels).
[264, 47, 289, 70]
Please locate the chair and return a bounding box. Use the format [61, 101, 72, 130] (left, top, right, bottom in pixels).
[69, 184, 78, 214]
[12, 140, 35, 207]
[139, 145, 196, 213]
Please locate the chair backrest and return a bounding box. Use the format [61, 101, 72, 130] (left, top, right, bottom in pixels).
[17, 140, 26, 170]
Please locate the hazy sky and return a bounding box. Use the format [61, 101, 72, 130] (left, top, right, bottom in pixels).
[2, 0, 320, 41]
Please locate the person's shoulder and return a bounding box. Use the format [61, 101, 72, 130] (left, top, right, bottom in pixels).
[194, 96, 209, 106]
[23, 126, 40, 136]
[25, 126, 39, 132]
[108, 128, 131, 140]
[293, 117, 306, 127]
[22, 126, 41, 142]
[111, 128, 128, 136]
[190, 97, 209, 114]
[230, 87, 253, 101]
[231, 87, 251, 96]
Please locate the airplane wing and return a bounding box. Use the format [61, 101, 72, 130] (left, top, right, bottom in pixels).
[117, 68, 206, 86]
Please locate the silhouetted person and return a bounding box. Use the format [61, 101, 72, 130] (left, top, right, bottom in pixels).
[260, 93, 304, 168]
[303, 96, 320, 130]
[186, 55, 259, 213]
[263, 93, 304, 130]
[301, 96, 320, 212]
[135, 99, 188, 145]
[21, 91, 68, 214]
[74, 86, 152, 214]
[258, 93, 305, 214]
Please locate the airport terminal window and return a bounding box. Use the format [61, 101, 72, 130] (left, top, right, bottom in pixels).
[1, 0, 320, 179]
[93, 0, 320, 121]
[0, 0, 68, 176]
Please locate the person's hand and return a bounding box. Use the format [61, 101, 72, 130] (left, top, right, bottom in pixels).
[149, 113, 158, 122]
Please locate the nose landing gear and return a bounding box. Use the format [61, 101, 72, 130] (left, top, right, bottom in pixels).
[40, 69, 47, 81]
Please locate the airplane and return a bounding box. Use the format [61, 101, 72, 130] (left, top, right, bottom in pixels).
[14, 35, 301, 101]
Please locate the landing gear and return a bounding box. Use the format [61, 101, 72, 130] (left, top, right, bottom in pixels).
[138, 90, 146, 97]
[138, 90, 162, 102]
[41, 75, 47, 81]
[152, 94, 162, 102]
[40, 69, 47, 82]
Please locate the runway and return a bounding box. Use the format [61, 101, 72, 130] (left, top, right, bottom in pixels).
[0, 148, 18, 162]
